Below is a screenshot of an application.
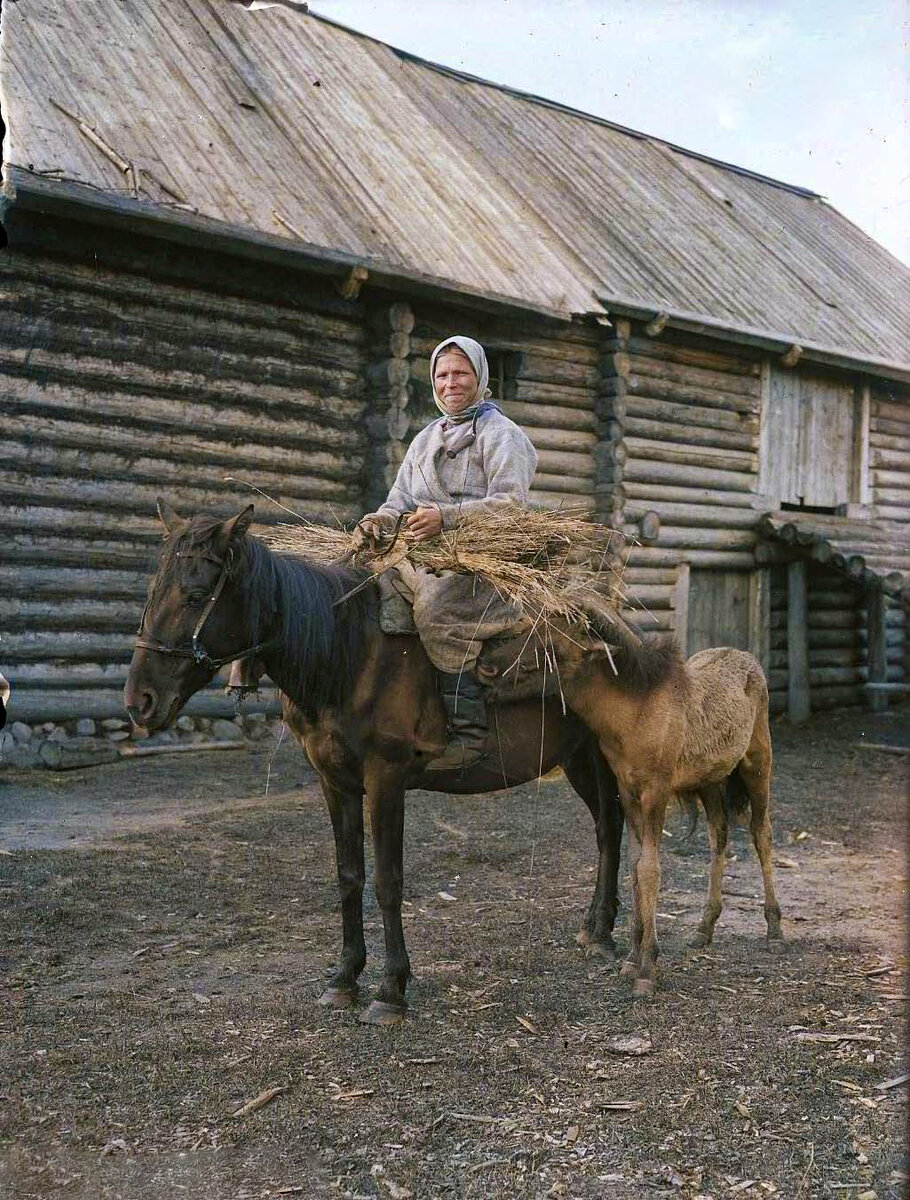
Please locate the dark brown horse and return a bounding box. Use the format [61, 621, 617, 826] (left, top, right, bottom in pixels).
[124, 501, 623, 1024]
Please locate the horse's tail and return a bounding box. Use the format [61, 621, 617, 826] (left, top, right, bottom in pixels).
[722, 762, 751, 821]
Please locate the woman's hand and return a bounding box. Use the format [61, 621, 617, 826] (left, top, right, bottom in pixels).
[406, 506, 443, 541]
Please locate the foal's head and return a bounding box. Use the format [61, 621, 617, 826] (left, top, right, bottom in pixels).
[124, 500, 256, 731]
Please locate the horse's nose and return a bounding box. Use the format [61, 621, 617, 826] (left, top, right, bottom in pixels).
[125, 689, 157, 729]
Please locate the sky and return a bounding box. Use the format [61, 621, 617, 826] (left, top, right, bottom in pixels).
[305, 0, 910, 265]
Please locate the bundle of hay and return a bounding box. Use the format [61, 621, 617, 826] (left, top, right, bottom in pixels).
[262, 503, 630, 628]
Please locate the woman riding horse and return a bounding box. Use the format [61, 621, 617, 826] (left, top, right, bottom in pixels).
[357, 335, 538, 771]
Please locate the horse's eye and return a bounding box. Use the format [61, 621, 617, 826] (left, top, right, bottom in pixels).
[186, 591, 208, 606]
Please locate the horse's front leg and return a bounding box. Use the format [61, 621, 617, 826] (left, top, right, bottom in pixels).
[359, 758, 410, 1026]
[319, 779, 367, 1009]
[564, 745, 623, 961]
[624, 789, 669, 998]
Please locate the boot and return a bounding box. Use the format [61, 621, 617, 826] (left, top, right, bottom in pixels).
[425, 670, 489, 772]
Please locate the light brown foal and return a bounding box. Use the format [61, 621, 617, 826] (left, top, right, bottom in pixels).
[478, 626, 784, 996]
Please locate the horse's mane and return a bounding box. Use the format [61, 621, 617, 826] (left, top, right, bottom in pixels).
[157, 515, 375, 720]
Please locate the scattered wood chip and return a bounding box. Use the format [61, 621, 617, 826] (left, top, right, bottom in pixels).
[131, 947, 149, 959]
[830, 1079, 863, 1092]
[605, 1033, 653, 1057]
[599, 1100, 642, 1111]
[863, 965, 893, 978]
[99, 1138, 129, 1157]
[329, 1087, 375, 1103]
[231, 1085, 288, 1119]
[515, 1015, 539, 1035]
[277, 1188, 305, 1196]
[406, 1057, 439, 1066]
[791, 1032, 880, 1044]
[437, 891, 456, 902]
[193, 993, 211, 1005]
[728, 1182, 757, 1196]
[774, 855, 799, 869]
[875, 1071, 910, 1091]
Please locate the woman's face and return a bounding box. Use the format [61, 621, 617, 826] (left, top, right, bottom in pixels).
[433, 348, 478, 414]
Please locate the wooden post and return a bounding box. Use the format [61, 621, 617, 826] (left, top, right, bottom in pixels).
[866, 583, 888, 713]
[673, 562, 690, 657]
[852, 383, 871, 505]
[594, 317, 630, 526]
[787, 560, 810, 723]
[748, 568, 770, 672]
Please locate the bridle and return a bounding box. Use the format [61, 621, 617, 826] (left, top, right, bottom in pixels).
[134, 546, 272, 672]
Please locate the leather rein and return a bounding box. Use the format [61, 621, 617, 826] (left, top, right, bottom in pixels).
[134, 547, 272, 672]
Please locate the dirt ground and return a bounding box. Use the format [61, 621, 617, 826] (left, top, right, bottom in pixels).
[1, 709, 907, 1200]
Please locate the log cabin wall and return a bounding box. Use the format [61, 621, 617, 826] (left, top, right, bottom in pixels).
[869, 383, 910, 523]
[612, 323, 763, 636]
[1, 219, 369, 722]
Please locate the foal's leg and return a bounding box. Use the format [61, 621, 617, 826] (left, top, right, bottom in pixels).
[320, 780, 367, 1008]
[360, 757, 411, 1026]
[688, 785, 728, 949]
[619, 813, 644, 978]
[625, 790, 669, 997]
[563, 744, 623, 961]
[740, 714, 783, 943]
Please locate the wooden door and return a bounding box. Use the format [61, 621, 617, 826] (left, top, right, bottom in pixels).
[686, 570, 751, 655]
[760, 369, 855, 507]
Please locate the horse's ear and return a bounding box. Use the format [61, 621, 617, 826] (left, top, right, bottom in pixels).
[156, 498, 185, 534]
[216, 504, 255, 553]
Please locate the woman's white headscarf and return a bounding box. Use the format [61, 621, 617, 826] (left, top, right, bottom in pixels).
[430, 336, 492, 423]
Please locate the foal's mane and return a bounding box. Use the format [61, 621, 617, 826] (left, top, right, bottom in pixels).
[157, 515, 375, 719]
[585, 606, 685, 695]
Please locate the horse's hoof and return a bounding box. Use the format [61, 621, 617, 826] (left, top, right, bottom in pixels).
[575, 928, 595, 949]
[358, 1000, 407, 1027]
[619, 959, 639, 977]
[632, 977, 656, 998]
[586, 941, 616, 963]
[319, 987, 357, 1009]
[765, 935, 787, 954]
[687, 931, 712, 949]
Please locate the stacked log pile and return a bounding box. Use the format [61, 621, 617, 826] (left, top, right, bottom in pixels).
[1, 245, 368, 722]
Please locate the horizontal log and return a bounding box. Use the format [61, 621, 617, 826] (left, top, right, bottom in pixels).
[5, 535, 158, 570]
[5, 686, 241, 724]
[872, 468, 910, 489]
[10, 663, 130, 688]
[619, 584, 673, 610]
[0, 565, 146, 598]
[871, 486, 910, 504]
[871, 397, 910, 425]
[0, 594, 147, 632]
[624, 414, 755, 453]
[4, 253, 366, 341]
[0, 499, 362, 541]
[626, 392, 758, 433]
[3, 302, 366, 382]
[530, 473, 594, 496]
[870, 446, 910, 472]
[499, 400, 595, 432]
[623, 458, 754, 492]
[0, 434, 363, 493]
[622, 481, 758, 509]
[0, 473, 353, 523]
[534, 448, 595, 478]
[806, 611, 861, 630]
[522, 426, 597, 453]
[626, 501, 759, 530]
[626, 338, 761, 377]
[0, 332, 366, 404]
[870, 416, 910, 439]
[623, 567, 678, 585]
[622, 608, 674, 632]
[510, 380, 598, 409]
[628, 353, 761, 396]
[649, 526, 757, 551]
[1, 630, 137, 661]
[869, 429, 910, 453]
[624, 547, 756, 569]
[528, 489, 594, 512]
[2, 372, 366, 442]
[872, 504, 910, 523]
[625, 436, 756, 473]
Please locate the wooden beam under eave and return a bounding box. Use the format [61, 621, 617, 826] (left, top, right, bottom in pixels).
[787, 560, 810, 723]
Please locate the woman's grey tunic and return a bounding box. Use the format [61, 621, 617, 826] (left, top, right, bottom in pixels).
[366, 405, 539, 672]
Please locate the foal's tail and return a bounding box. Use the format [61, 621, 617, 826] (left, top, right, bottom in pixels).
[722, 762, 751, 821]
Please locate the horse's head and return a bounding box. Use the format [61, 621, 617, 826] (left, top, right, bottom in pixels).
[476, 627, 567, 703]
[124, 499, 256, 731]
